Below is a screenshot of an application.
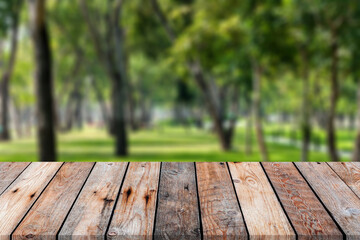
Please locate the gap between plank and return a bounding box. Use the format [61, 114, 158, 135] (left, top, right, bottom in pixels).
[56, 162, 97, 237]
[10, 162, 66, 238]
[225, 162, 250, 240]
[152, 162, 163, 240]
[259, 162, 297, 240]
[104, 162, 130, 240]
[326, 162, 360, 202]
[194, 162, 204, 240]
[0, 162, 31, 197]
[292, 163, 346, 238]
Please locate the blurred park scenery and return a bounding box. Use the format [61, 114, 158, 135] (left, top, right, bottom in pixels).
[0, 0, 360, 162]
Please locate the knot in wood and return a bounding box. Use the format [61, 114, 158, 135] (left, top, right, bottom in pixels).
[108, 231, 117, 236]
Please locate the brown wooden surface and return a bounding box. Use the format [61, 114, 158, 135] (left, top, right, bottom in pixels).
[196, 162, 247, 240]
[296, 162, 360, 240]
[0, 162, 29, 194]
[12, 162, 94, 240]
[0, 162, 360, 239]
[229, 162, 295, 240]
[59, 162, 128, 240]
[107, 162, 161, 240]
[263, 162, 342, 240]
[328, 162, 360, 198]
[0, 162, 62, 240]
[154, 162, 201, 240]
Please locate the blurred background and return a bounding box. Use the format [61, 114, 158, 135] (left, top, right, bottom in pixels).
[0, 0, 359, 162]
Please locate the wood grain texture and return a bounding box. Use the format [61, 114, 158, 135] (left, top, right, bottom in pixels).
[228, 162, 295, 240]
[0, 162, 30, 195]
[58, 162, 128, 240]
[196, 162, 247, 240]
[263, 162, 342, 240]
[12, 162, 94, 240]
[296, 162, 360, 240]
[328, 162, 360, 198]
[107, 162, 161, 240]
[0, 162, 62, 240]
[154, 162, 201, 240]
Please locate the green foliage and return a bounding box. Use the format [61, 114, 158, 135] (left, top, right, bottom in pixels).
[0, 0, 21, 37]
[11, 39, 35, 107]
[129, 53, 176, 105]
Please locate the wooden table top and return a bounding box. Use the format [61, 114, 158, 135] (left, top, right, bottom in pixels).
[0, 162, 359, 239]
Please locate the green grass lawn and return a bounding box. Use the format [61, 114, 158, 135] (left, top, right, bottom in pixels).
[0, 126, 346, 162]
[266, 124, 356, 152]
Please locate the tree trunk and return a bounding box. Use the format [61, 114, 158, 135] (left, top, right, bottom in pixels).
[24, 107, 33, 137]
[127, 82, 138, 131]
[300, 48, 311, 162]
[29, 0, 57, 161]
[111, 73, 128, 156]
[188, 62, 233, 151]
[63, 92, 75, 132]
[139, 96, 151, 128]
[112, 8, 129, 156]
[327, 29, 340, 162]
[0, 80, 10, 140]
[0, 3, 21, 141]
[12, 101, 23, 138]
[252, 60, 269, 162]
[245, 109, 252, 155]
[91, 77, 109, 128]
[150, 0, 236, 151]
[352, 80, 360, 162]
[79, 0, 129, 156]
[74, 91, 83, 130]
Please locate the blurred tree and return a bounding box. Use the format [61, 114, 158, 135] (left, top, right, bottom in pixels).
[0, 0, 22, 141]
[311, 0, 356, 161]
[284, 0, 317, 161]
[79, 0, 129, 156]
[150, 0, 246, 151]
[50, 0, 88, 131]
[240, 0, 296, 161]
[343, 4, 360, 162]
[28, 0, 57, 161]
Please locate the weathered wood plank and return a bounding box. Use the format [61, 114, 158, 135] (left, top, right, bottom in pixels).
[107, 162, 161, 240]
[296, 162, 360, 240]
[328, 162, 360, 198]
[196, 162, 247, 240]
[0, 162, 62, 240]
[263, 162, 342, 240]
[0, 162, 30, 195]
[154, 162, 201, 240]
[12, 162, 94, 240]
[58, 162, 128, 240]
[228, 162, 295, 240]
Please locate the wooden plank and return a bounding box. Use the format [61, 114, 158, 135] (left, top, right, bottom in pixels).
[328, 162, 360, 198]
[154, 162, 201, 240]
[12, 162, 94, 240]
[58, 162, 128, 240]
[0, 162, 30, 194]
[107, 162, 161, 240]
[0, 162, 62, 240]
[263, 162, 342, 240]
[228, 162, 295, 240]
[196, 162, 247, 240]
[296, 162, 360, 239]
